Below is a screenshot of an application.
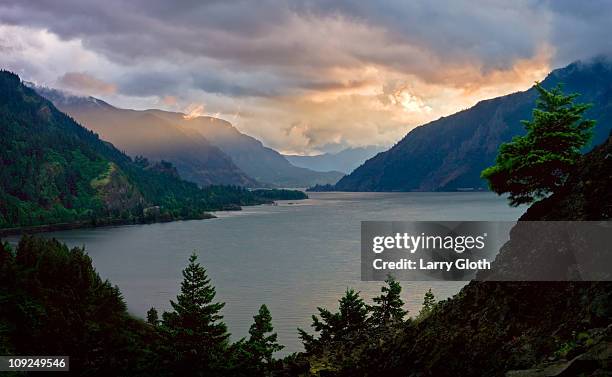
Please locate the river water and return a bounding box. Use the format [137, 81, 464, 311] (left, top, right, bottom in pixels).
[7, 192, 525, 354]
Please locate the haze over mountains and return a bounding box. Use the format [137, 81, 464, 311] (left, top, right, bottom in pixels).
[284, 146, 385, 174]
[0, 71, 291, 229]
[26, 58, 612, 193]
[35, 87, 344, 188]
[332, 58, 612, 192]
[147, 110, 345, 188]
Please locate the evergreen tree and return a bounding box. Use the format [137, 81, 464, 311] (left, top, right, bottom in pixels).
[482, 83, 595, 206]
[337, 289, 368, 338]
[416, 289, 436, 321]
[299, 288, 368, 351]
[369, 275, 407, 327]
[162, 253, 229, 375]
[248, 305, 283, 365]
[146, 307, 159, 326]
[230, 304, 285, 375]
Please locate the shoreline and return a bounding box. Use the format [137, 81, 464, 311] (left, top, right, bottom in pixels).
[0, 197, 293, 237]
[0, 213, 218, 237]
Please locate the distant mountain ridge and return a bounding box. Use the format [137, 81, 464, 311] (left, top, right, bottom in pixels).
[284, 146, 385, 174]
[34, 87, 259, 187]
[35, 87, 344, 188]
[332, 58, 612, 192]
[0, 71, 285, 229]
[146, 110, 345, 188]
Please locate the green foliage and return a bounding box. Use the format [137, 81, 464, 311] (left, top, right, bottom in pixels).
[160, 253, 229, 375]
[416, 288, 437, 322]
[482, 83, 596, 206]
[146, 307, 159, 326]
[298, 283, 412, 375]
[247, 305, 284, 365]
[300, 288, 369, 349]
[230, 304, 284, 376]
[299, 287, 398, 356]
[0, 70, 306, 229]
[250, 189, 307, 200]
[0, 236, 152, 375]
[369, 275, 407, 327]
[1, 237, 291, 376]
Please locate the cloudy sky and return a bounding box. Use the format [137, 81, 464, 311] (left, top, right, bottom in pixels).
[1, 1, 611, 154]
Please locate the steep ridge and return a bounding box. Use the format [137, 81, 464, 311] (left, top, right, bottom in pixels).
[148, 110, 345, 187]
[35, 89, 344, 188]
[0, 71, 286, 230]
[374, 133, 612, 376]
[34, 87, 258, 187]
[333, 58, 612, 192]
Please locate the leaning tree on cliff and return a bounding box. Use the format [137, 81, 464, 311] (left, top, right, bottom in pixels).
[482, 83, 596, 206]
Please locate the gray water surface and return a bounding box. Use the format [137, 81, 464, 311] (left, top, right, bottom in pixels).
[9, 192, 524, 354]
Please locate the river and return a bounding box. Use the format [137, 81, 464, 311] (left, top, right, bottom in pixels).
[7, 192, 525, 354]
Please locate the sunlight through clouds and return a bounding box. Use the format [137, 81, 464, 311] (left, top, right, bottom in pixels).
[0, 1, 610, 154]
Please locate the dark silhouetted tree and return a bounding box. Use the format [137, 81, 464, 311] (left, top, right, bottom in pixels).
[416, 288, 436, 321]
[162, 253, 229, 375]
[369, 275, 407, 327]
[248, 305, 283, 365]
[231, 304, 284, 375]
[146, 307, 159, 326]
[299, 288, 368, 352]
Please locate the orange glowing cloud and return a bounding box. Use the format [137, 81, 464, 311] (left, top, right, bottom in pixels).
[57, 72, 117, 95]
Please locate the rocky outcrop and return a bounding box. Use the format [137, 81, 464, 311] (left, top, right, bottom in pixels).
[91, 162, 145, 213]
[353, 132, 612, 376]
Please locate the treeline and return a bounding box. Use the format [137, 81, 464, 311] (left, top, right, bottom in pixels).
[291, 279, 437, 375]
[250, 189, 308, 201]
[0, 70, 305, 229]
[0, 235, 432, 376]
[0, 236, 284, 376]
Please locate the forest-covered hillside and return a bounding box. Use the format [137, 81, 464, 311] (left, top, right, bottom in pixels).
[0, 71, 304, 229]
[35, 87, 259, 187]
[1, 132, 610, 376]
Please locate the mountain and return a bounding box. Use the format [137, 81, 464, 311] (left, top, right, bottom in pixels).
[35, 90, 344, 188]
[332, 58, 612, 192]
[294, 133, 612, 376]
[34, 87, 258, 187]
[284, 146, 385, 174]
[387, 131, 612, 376]
[0, 70, 298, 229]
[142, 110, 345, 188]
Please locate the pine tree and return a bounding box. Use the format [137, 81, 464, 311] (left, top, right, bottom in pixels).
[482, 83, 595, 206]
[369, 275, 407, 327]
[146, 307, 159, 326]
[162, 253, 229, 375]
[299, 288, 368, 351]
[416, 288, 436, 321]
[245, 304, 284, 373]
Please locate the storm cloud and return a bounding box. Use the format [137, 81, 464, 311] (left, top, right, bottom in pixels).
[0, 1, 610, 153]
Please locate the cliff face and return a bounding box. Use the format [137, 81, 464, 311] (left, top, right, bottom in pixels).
[520, 132, 612, 221]
[333, 58, 612, 192]
[296, 133, 612, 377]
[90, 162, 145, 213]
[477, 132, 612, 282]
[384, 133, 612, 376]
